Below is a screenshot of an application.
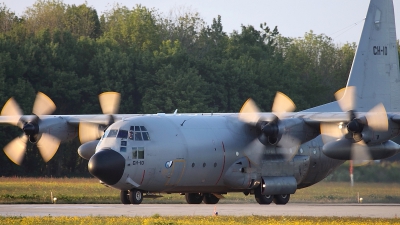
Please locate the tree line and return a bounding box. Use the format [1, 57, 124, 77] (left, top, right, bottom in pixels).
[0, 0, 359, 176]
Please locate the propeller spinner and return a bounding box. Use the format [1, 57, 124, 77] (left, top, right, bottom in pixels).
[1, 92, 60, 165]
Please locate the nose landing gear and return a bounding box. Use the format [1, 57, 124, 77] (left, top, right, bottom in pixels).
[120, 189, 143, 205]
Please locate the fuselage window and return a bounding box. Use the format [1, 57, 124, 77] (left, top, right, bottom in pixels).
[138, 147, 144, 159]
[107, 129, 118, 137]
[132, 147, 145, 159]
[117, 130, 128, 139]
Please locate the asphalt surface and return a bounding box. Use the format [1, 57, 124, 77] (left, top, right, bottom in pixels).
[0, 204, 399, 218]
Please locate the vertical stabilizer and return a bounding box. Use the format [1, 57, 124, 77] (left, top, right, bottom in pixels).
[305, 0, 399, 113]
[347, 0, 399, 112]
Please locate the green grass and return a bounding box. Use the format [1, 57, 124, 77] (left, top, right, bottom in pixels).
[0, 216, 399, 225]
[0, 177, 400, 204]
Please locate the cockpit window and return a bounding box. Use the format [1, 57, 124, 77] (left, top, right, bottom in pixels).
[117, 130, 128, 139]
[105, 129, 128, 139]
[142, 132, 150, 140]
[129, 125, 150, 141]
[107, 129, 118, 137]
[135, 132, 142, 141]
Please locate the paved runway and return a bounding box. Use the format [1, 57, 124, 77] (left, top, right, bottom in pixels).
[0, 204, 399, 218]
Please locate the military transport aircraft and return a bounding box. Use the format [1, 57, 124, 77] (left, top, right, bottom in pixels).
[1, 0, 400, 205]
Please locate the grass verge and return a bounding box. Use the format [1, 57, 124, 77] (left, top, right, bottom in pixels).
[1, 177, 400, 204]
[1, 215, 400, 225]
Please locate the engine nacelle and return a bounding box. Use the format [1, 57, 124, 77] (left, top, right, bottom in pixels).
[38, 117, 77, 141]
[322, 139, 400, 160]
[260, 176, 297, 195]
[258, 118, 316, 147]
[78, 140, 99, 160]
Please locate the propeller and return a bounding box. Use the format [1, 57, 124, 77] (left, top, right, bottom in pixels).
[321, 86, 389, 162]
[239, 92, 300, 160]
[1, 92, 60, 165]
[79, 92, 121, 144]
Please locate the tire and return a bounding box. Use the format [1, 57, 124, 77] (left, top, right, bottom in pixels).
[129, 189, 143, 204]
[254, 184, 273, 205]
[255, 194, 273, 205]
[273, 194, 290, 205]
[203, 193, 220, 204]
[185, 193, 203, 204]
[120, 190, 130, 205]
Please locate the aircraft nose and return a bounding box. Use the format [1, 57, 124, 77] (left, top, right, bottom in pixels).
[88, 149, 125, 185]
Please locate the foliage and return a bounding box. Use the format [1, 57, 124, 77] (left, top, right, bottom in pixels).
[0, 0, 360, 176]
[1, 216, 400, 225]
[1, 178, 400, 204]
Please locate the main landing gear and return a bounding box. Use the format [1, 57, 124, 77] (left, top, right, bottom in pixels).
[120, 189, 143, 205]
[185, 193, 220, 204]
[255, 192, 290, 205]
[254, 185, 290, 205]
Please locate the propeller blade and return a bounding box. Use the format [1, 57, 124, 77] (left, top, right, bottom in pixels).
[272, 92, 295, 119]
[365, 103, 388, 131]
[243, 139, 266, 167]
[334, 86, 355, 112]
[239, 98, 261, 124]
[1, 97, 23, 126]
[99, 92, 120, 115]
[36, 133, 60, 162]
[4, 135, 28, 165]
[320, 122, 346, 144]
[32, 92, 56, 116]
[277, 135, 301, 161]
[79, 122, 103, 144]
[351, 140, 372, 163]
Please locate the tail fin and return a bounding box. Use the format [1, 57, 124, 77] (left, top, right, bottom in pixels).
[348, 0, 400, 112]
[305, 0, 399, 113]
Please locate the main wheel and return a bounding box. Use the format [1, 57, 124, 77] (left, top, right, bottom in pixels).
[203, 193, 219, 204]
[120, 190, 130, 204]
[255, 194, 273, 205]
[273, 194, 290, 205]
[129, 189, 143, 204]
[254, 184, 273, 205]
[185, 193, 203, 204]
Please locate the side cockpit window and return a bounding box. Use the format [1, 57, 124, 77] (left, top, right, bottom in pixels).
[117, 130, 128, 139]
[129, 125, 150, 141]
[107, 129, 118, 137]
[106, 129, 128, 138]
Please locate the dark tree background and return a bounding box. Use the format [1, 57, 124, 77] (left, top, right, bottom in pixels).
[0, 0, 359, 176]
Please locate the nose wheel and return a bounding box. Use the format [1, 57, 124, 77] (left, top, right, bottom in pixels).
[120, 190, 130, 204]
[120, 189, 143, 204]
[129, 189, 143, 204]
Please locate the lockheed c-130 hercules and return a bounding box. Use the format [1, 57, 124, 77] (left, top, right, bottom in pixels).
[1, 0, 400, 205]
